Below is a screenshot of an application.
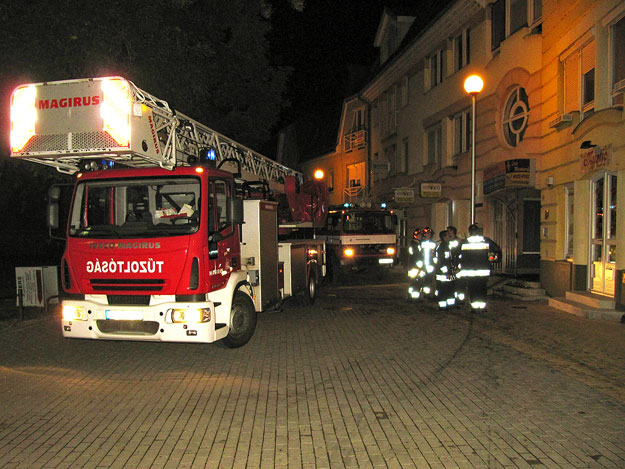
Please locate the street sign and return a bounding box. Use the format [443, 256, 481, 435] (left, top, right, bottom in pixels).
[371, 160, 390, 174]
[394, 188, 415, 203]
[420, 182, 442, 198]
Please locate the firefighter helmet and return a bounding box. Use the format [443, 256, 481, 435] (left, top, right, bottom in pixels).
[422, 226, 432, 235]
[412, 228, 422, 239]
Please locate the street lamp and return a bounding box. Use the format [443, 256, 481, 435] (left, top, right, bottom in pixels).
[314, 169, 324, 180]
[464, 74, 483, 225]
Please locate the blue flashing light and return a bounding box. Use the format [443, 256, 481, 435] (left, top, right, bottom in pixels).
[206, 148, 216, 161]
[380, 202, 387, 209]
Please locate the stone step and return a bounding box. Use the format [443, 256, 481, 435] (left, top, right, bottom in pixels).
[565, 291, 615, 309]
[507, 280, 542, 289]
[502, 284, 546, 296]
[504, 292, 549, 301]
[548, 297, 624, 322]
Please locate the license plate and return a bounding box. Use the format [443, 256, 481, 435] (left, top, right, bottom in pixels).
[105, 310, 143, 321]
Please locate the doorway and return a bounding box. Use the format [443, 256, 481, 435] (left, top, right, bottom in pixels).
[590, 172, 617, 296]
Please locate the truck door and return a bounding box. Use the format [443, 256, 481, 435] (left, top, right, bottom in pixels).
[207, 178, 239, 291]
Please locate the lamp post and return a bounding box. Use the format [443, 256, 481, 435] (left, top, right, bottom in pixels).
[463, 74, 483, 225]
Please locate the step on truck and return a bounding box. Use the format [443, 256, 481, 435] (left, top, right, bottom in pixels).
[10, 76, 328, 348]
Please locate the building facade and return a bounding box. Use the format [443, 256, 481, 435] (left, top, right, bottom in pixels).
[539, 0, 625, 302]
[299, 0, 625, 305]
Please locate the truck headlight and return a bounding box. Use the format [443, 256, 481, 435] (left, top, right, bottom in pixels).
[62, 305, 86, 321]
[343, 247, 354, 257]
[169, 307, 211, 323]
[386, 246, 395, 256]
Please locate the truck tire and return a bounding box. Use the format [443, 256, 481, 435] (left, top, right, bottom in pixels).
[223, 291, 257, 348]
[330, 255, 342, 284]
[303, 270, 317, 305]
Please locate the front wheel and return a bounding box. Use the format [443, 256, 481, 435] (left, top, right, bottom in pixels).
[223, 291, 257, 348]
[303, 270, 317, 305]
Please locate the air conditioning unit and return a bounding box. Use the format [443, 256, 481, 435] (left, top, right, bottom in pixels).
[549, 113, 573, 129]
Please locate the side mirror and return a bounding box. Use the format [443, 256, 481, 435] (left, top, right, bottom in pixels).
[47, 203, 59, 230]
[47, 185, 64, 240]
[231, 197, 244, 225]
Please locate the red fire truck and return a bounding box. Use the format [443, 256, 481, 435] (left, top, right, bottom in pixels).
[10, 76, 327, 348]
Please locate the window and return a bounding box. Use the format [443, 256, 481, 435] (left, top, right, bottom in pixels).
[398, 138, 408, 173]
[387, 87, 397, 133]
[426, 123, 442, 168]
[328, 171, 334, 193]
[502, 87, 530, 147]
[491, 0, 538, 50]
[563, 41, 595, 117]
[453, 110, 471, 155]
[453, 28, 470, 72]
[491, 0, 506, 50]
[611, 15, 625, 106]
[428, 49, 444, 88]
[350, 108, 364, 132]
[400, 76, 409, 107]
[386, 145, 397, 176]
[509, 0, 527, 35]
[530, 0, 542, 25]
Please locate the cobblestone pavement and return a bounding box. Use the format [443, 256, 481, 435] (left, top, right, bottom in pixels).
[0, 279, 624, 468]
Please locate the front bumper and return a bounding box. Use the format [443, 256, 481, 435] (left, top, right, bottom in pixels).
[340, 257, 395, 268]
[61, 297, 219, 343]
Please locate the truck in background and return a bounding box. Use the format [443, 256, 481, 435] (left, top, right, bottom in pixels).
[321, 203, 397, 283]
[10, 76, 327, 348]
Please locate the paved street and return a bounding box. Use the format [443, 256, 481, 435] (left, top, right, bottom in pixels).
[0, 278, 624, 468]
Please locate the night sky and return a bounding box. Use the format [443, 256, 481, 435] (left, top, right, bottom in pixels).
[271, 0, 418, 122]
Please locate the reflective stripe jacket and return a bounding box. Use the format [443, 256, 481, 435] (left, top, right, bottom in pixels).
[419, 239, 437, 274]
[458, 235, 501, 278]
[434, 240, 453, 282]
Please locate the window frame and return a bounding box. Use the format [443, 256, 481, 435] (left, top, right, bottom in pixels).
[452, 110, 471, 156]
[426, 123, 442, 169]
[610, 14, 625, 106]
[491, 0, 540, 51]
[561, 39, 595, 119]
[453, 28, 471, 73]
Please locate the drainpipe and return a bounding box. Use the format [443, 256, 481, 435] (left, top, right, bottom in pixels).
[358, 93, 373, 200]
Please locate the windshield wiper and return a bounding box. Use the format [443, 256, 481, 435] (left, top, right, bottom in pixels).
[76, 225, 123, 238]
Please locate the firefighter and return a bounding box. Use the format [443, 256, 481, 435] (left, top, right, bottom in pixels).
[446, 225, 464, 303]
[457, 224, 502, 312]
[419, 226, 437, 298]
[407, 228, 423, 299]
[434, 230, 455, 310]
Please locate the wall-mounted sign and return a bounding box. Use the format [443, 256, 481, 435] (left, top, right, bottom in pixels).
[394, 188, 415, 203]
[580, 144, 612, 174]
[371, 160, 390, 174]
[483, 159, 532, 194]
[420, 182, 442, 198]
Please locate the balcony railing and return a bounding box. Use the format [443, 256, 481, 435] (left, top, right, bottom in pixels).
[344, 129, 368, 152]
[344, 185, 365, 204]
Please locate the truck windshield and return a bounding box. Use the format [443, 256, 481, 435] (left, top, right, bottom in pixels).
[343, 211, 395, 234]
[69, 177, 201, 238]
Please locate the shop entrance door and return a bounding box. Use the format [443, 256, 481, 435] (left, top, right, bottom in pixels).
[590, 172, 617, 296]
